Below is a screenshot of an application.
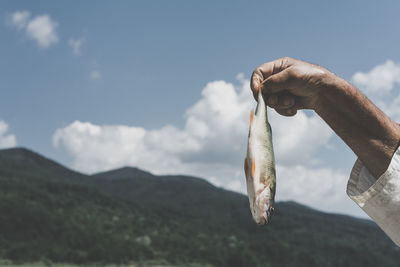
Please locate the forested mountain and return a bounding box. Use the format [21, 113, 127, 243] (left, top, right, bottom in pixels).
[0, 148, 399, 266]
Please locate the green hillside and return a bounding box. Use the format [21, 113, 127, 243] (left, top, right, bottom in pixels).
[0, 148, 399, 266]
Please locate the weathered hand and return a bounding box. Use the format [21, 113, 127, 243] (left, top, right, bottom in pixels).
[251, 57, 335, 116]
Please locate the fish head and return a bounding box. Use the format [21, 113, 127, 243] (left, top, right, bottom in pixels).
[251, 186, 274, 225]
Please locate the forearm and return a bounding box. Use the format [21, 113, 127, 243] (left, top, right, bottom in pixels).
[315, 74, 400, 178]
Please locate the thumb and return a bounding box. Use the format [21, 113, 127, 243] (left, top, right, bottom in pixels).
[260, 67, 295, 95]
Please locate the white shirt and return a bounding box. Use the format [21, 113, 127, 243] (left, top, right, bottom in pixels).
[347, 147, 400, 246]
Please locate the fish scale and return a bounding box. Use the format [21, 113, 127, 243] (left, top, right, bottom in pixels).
[244, 90, 276, 225]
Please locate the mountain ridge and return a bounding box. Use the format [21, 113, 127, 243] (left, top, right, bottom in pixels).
[0, 147, 376, 221]
[0, 147, 378, 223]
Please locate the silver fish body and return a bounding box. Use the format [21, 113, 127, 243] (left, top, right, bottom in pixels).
[244, 91, 276, 225]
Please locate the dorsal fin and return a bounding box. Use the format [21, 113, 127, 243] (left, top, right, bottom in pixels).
[249, 109, 254, 127]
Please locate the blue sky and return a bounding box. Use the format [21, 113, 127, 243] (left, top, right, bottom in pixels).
[1, 0, 400, 218]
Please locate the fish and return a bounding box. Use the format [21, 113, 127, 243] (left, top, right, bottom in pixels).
[244, 90, 276, 225]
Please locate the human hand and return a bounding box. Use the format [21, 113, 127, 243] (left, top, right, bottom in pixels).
[251, 57, 336, 116]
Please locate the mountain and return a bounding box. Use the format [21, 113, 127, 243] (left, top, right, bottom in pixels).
[0, 147, 399, 267]
[0, 148, 85, 181]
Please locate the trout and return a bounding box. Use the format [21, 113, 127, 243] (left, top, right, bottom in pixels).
[244, 90, 276, 225]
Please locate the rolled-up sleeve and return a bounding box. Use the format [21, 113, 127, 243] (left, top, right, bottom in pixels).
[347, 148, 400, 246]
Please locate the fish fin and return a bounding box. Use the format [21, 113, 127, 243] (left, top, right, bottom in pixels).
[261, 176, 270, 185]
[249, 109, 254, 127]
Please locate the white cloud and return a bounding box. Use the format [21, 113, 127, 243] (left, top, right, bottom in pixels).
[276, 164, 364, 217]
[26, 15, 58, 49]
[89, 71, 101, 80]
[352, 60, 400, 96]
[277, 165, 347, 206]
[69, 38, 84, 56]
[8, 11, 58, 49]
[351, 60, 400, 123]
[52, 76, 353, 214]
[269, 110, 332, 165]
[53, 78, 332, 173]
[0, 121, 17, 149]
[9, 10, 30, 30]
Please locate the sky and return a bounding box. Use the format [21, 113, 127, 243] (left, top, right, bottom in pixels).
[1, 0, 400, 218]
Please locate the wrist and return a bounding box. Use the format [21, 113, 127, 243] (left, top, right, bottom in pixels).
[313, 72, 351, 114]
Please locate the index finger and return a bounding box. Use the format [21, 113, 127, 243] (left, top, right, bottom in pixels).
[250, 57, 294, 100]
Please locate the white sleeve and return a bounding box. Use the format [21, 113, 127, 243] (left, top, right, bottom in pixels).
[347, 147, 400, 246]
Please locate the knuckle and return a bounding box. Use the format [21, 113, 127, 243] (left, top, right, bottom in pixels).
[281, 56, 292, 64]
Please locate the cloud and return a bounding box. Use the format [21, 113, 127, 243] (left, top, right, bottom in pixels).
[53, 77, 332, 173]
[8, 11, 58, 49]
[0, 121, 17, 149]
[351, 60, 400, 122]
[89, 71, 101, 80]
[269, 110, 332, 165]
[277, 164, 348, 207]
[276, 164, 362, 217]
[352, 60, 400, 96]
[69, 38, 84, 56]
[52, 76, 350, 214]
[26, 15, 58, 49]
[9, 10, 30, 30]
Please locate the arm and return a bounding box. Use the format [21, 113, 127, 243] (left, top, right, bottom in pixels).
[251, 57, 400, 178]
[315, 77, 400, 178]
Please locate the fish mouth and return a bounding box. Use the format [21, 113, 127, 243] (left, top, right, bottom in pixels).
[256, 217, 268, 226]
[256, 209, 272, 226]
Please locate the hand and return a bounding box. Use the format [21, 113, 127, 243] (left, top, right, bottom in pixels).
[251, 57, 336, 116]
